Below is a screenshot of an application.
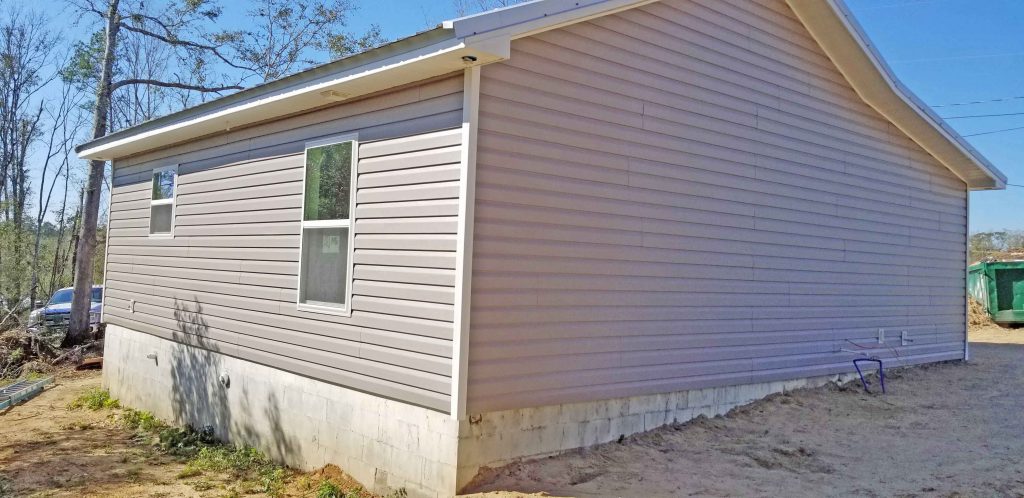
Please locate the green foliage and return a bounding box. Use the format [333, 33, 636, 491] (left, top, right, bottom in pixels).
[0, 473, 11, 498]
[970, 230, 1024, 262]
[180, 445, 286, 496]
[119, 408, 167, 432]
[61, 30, 104, 89]
[315, 479, 344, 498]
[156, 425, 216, 456]
[67, 387, 120, 410]
[326, 24, 387, 60]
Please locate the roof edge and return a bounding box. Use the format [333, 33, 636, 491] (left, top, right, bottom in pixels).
[76, 28, 471, 159]
[786, 0, 1006, 190]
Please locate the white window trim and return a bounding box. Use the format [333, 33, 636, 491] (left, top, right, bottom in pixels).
[148, 164, 178, 238]
[296, 133, 358, 316]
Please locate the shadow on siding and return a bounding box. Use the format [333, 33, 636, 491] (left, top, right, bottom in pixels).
[170, 297, 297, 462]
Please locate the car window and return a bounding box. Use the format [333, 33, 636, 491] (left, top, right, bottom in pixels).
[91, 288, 103, 302]
[49, 289, 73, 305]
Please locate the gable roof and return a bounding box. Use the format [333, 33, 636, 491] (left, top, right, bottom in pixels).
[77, 0, 1006, 190]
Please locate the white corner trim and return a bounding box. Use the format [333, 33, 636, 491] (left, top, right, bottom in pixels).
[100, 163, 114, 325]
[964, 192, 971, 361]
[451, 66, 481, 419]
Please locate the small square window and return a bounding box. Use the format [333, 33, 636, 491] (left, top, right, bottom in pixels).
[150, 166, 176, 236]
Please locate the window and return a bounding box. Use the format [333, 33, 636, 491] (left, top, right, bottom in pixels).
[150, 166, 177, 236]
[298, 136, 357, 313]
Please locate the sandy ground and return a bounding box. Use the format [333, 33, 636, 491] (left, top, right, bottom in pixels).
[463, 325, 1024, 497]
[4, 325, 1024, 497]
[0, 371, 208, 498]
[0, 371, 375, 498]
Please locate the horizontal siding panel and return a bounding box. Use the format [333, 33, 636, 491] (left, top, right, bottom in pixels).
[467, 0, 968, 413]
[105, 76, 463, 411]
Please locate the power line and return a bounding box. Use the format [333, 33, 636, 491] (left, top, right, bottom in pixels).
[943, 111, 1024, 119]
[963, 125, 1024, 137]
[932, 95, 1024, 108]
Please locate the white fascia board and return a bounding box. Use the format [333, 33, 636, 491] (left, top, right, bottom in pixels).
[78, 36, 507, 161]
[787, 0, 1007, 190]
[447, 0, 657, 43]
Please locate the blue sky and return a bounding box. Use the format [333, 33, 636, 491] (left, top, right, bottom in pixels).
[845, 0, 1024, 232]
[332, 0, 1024, 233]
[15, 0, 1024, 231]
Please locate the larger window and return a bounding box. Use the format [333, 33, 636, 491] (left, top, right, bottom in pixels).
[149, 166, 177, 236]
[298, 135, 357, 313]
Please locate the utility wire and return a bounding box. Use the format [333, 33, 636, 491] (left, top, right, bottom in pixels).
[963, 125, 1024, 137]
[932, 95, 1024, 108]
[944, 111, 1024, 120]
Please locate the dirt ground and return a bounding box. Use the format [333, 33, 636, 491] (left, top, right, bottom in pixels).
[0, 371, 370, 498]
[463, 324, 1024, 497]
[4, 325, 1024, 497]
[0, 371, 209, 498]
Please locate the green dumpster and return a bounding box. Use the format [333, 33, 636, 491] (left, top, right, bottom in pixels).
[968, 260, 1024, 325]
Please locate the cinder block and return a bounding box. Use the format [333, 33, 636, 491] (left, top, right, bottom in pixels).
[643, 410, 669, 431]
[609, 414, 643, 437]
[688, 387, 715, 408]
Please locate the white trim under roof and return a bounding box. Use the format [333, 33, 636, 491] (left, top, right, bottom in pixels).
[786, 0, 1006, 190]
[78, 0, 1006, 191]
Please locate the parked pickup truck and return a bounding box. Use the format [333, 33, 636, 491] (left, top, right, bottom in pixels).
[27, 286, 104, 334]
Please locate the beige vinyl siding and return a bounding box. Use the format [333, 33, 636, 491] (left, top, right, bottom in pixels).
[105, 74, 463, 411]
[466, 0, 968, 412]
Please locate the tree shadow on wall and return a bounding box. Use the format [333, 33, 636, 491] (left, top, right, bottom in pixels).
[169, 297, 297, 463]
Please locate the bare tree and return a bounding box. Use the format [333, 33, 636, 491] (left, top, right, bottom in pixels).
[452, 0, 524, 17]
[29, 72, 85, 308]
[64, 0, 246, 345]
[221, 0, 381, 82]
[0, 7, 62, 321]
[63, 0, 394, 343]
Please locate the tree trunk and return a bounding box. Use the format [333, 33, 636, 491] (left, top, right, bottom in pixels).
[67, 0, 120, 345]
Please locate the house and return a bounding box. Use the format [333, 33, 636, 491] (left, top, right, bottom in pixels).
[77, 0, 1007, 496]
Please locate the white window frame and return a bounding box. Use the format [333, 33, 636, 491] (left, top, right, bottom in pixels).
[296, 133, 358, 316]
[148, 164, 178, 238]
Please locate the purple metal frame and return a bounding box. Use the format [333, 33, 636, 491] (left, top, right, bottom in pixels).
[853, 358, 885, 394]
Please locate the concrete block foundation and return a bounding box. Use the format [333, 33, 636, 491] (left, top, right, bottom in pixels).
[102, 325, 460, 497]
[104, 325, 859, 496]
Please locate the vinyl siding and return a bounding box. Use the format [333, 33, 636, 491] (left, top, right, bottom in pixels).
[105, 74, 463, 412]
[466, 0, 968, 412]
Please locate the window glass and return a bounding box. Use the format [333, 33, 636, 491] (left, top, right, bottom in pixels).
[49, 289, 73, 305]
[152, 170, 175, 200]
[303, 141, 352, 221]
[299, 227, 349, 307]
[91, 287, 103, 302]
[150, 204, 173, 234]
[298, 139, 354, 310]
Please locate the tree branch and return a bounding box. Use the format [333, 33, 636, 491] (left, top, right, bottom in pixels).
[118, 22, 253, 73]
[111, 78, 243, 93]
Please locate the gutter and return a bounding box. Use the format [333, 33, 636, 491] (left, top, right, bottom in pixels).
[76, 28, 509, 160]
